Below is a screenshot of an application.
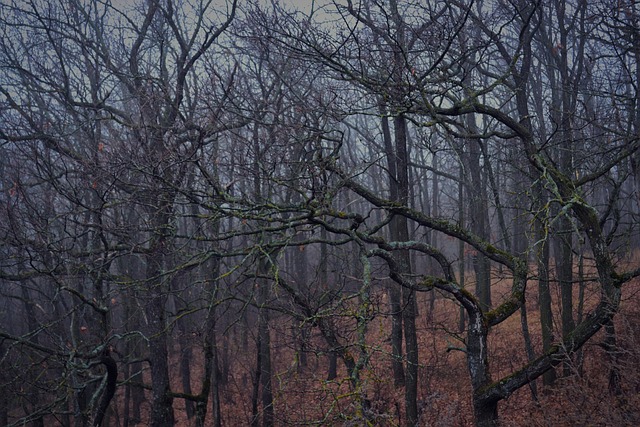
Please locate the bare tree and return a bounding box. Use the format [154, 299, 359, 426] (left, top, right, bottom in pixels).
[3, 1, 640, 426]
[250, 0, 640, 425]
[1, 1, 237, 425]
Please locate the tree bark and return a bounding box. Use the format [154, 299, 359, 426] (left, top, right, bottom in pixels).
[195, 252, 222, 427]
[466, 140, 492, 310]
[259, 310, 274, 427]
[535, 204, 556, 387]
[251, 333, 262, 427]
[93, 353, 118, 427]
[145, 199, 175, 427]
[458, 163, 467, 333]
[381, 111, 406, 388]
[392, 115, 419, 426]
[556, 217, 575, 377]
[257, 259, 274, 427]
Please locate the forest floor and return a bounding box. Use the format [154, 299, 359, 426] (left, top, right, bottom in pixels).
[109, 256, 640, 426]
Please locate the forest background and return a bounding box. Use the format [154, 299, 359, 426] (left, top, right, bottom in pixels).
[2, 0, 640, 426]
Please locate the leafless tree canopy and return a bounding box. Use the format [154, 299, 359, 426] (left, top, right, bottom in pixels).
[1, 1, 640, 426]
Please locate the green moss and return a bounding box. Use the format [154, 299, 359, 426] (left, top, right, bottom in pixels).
[485, 244, 500, 254]
[485, 294, 523, 324]
[459, 287, 477, 301]
[484, 244, 510, 259]
[419, 277, 440, 289]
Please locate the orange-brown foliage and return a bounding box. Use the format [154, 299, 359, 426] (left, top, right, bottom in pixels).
[106, 259, 640, 426]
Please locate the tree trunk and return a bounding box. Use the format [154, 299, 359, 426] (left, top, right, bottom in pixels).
[520, 305, 538, 400]
[195, 253, 222, 427]
[20, 283, 46, 427]
[467, 310, 496, 427]
[259, 312, 274, 427]
[195, 304, 222, 427]
[402, 287, 419, 426]
[462, 136, 491, 310]
[251, 333, 262, 427]
[92, 353, 118, 427]
[258, 259, 274, 427]
[536, 210, 556, 387]
[381, 111, 406, 388]
[604, 320, 622, 396]
[145, 201, 175, 427]
[391, 114, 419, 426]
[473, 400, 499, 427]
[556, 217, 575, 377]
[458, 163, 467, 333]
[327, 350, 338, 381]
[319, 226, 339, 381]
[389, 285, 405, 387]
[146, 296, 174, 427]
[211, 326, 223, 427]
[556, 0, 576, 378]
[178, 317, 195, 420]
[428, 153, 439, 317]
